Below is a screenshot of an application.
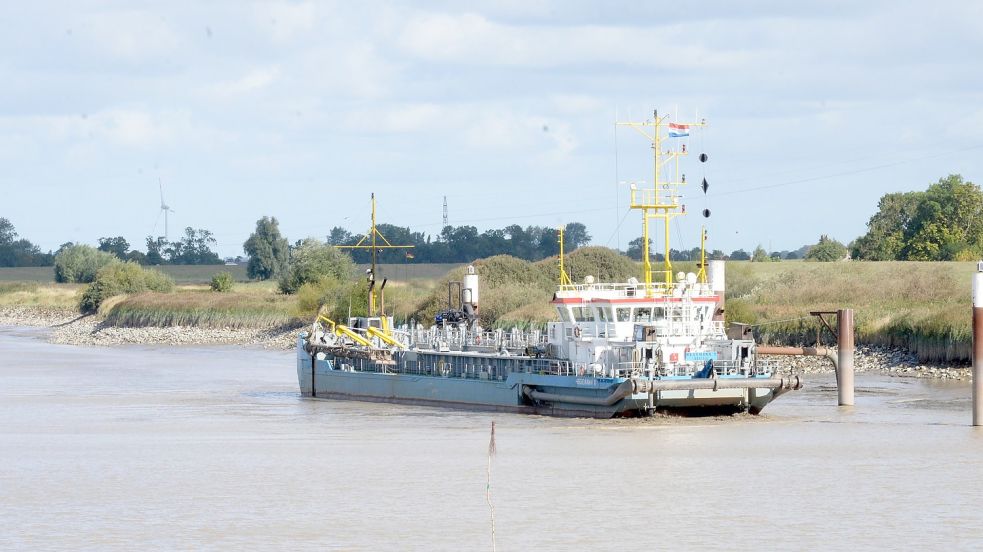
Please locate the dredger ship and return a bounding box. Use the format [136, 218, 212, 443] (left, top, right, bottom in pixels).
[296, 111, 801, 417]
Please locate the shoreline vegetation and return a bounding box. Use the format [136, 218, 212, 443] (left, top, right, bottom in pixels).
[0, 258, 978, 374]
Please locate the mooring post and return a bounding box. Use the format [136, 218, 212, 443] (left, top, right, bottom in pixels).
[973, 263, 983, 426]
[837, 308, 855, 406]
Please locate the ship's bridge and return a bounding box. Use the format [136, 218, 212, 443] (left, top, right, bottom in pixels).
[547, 274, 724, 363]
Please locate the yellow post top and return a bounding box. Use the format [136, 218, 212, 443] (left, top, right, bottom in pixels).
[617, 110, 707, 295]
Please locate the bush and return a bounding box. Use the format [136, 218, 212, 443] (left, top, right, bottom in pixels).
[54, 245, 117, 283]
[537, 246, 639, 285]
[210, 272, 235, 292]
[78, 261, 174, 314]
[279, 239, 355, 294]
[724, 298, 758, 326]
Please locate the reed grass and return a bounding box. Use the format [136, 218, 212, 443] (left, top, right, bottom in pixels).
[102, 287, 297, 329]
[0, 282, 81, 309]
[730, 261, 976, 362]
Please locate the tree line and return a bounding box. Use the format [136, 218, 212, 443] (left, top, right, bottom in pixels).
[4, 173, 978, 271]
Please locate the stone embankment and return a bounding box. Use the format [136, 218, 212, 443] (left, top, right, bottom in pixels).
[1, 306, 300, 350]
[0, 306, 79, 328]
[762, 345, 971, 380]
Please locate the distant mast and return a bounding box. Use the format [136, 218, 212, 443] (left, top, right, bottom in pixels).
[617, 110, 707, 296]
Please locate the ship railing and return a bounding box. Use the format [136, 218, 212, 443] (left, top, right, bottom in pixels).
[711, 360, 778, 377]
[555, 281, 717, 300]
[405, 327, 548, 351]
[608, 359, 776, 378]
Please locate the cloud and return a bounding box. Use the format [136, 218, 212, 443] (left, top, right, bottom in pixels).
[205, 66, 281, 99]
[75, 9, 183, 62]
[396, 12, 755, 69]
[251, 1, 318, 43]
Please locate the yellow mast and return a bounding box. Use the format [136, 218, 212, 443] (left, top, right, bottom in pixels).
[558, 226, 572, 286]
[618, 110, 706, 296]
[335, 193, 414, 316]
[698, 226, 708, 284]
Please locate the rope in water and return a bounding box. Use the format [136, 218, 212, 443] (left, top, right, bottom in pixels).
[486, 421, 497, 552]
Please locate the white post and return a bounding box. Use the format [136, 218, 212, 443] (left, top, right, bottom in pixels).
[973, 263, 983, 426]
[708, 260, 726, 323]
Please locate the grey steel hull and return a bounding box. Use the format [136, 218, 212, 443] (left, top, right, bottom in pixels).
[296, 340, 790, 418]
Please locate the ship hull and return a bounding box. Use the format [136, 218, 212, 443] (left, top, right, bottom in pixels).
[296, 339, 786, 418]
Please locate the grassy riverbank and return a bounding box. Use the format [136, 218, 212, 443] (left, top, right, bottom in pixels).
[726, 261, 975, 362]
[0, 260, 976, 362]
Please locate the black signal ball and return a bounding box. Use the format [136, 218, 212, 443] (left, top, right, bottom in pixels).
[702, 208, 711, 218]
[699, 153, 708, 163]
[701, 178, 709, 193]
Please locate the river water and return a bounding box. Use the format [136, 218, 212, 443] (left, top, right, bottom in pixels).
[2, 327, 983, 550]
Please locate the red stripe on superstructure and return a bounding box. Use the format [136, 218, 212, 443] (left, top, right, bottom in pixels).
[591, 296, 719, 304]
[551, 297, 584, 304]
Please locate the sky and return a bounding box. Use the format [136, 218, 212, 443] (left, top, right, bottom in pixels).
[2, 1, 982, 258]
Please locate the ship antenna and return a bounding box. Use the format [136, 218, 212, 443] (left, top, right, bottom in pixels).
[335, 193, 414, 317]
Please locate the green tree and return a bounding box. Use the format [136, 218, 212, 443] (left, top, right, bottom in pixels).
[0, 218, 14, 245]
[167, 227, 221, 265]
[805, 235, 848, 262]
[279, 238, 355, 294]
[54, 245, 117, 283]
[563, 222, 591, 250]
[729, 249, 751, 261]
[97, 236, 130, 260]
[853, 175, 983, 261]
[752, 245, 770, 262]
[0, 218, 52, 267]
[244, 216, 289, 280]
[145, 236, 167, 265]
[626, 237, 651, 261]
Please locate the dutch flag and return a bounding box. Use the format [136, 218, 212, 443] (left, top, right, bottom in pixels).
[668, 122, 689, 138]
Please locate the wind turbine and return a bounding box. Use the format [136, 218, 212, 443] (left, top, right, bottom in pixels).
[159, 178, 175, 241]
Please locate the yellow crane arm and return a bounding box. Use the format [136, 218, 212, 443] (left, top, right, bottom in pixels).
[367, 326, 407, 349]
[318, 315, 373, 347]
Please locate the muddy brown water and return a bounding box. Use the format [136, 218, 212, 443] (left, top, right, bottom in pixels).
[2, 326, 983, 550]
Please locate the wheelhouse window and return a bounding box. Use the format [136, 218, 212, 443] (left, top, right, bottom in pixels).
[634, 308, 651, 322]
[558, 308, 572, 322]
[572, 307, 595, 322]
[616, 307, 631, 322]
[595, 307, 610, 322]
